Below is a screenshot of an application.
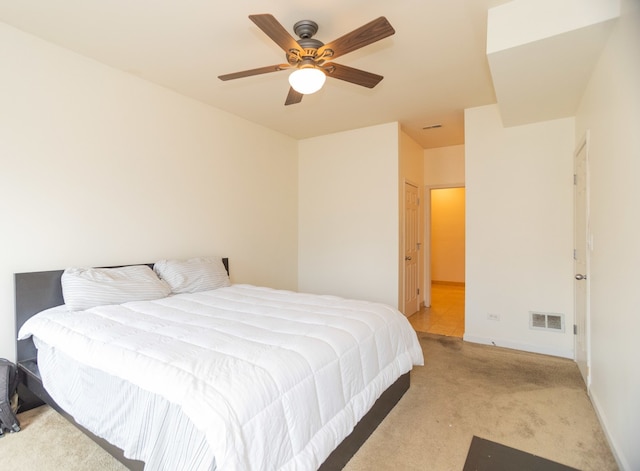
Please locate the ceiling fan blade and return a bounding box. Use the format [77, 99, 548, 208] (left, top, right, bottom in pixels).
[323, 63, 383, 88]
[285, 88, 304, 106]
[318, 17, 395, 61]
[249, 14, 302, 54]
[218, 64, 290, 81]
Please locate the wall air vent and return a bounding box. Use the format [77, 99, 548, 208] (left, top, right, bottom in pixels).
[529, 312, 564, 332]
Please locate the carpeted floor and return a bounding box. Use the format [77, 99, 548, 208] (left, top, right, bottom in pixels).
[0, 402, 127, 470]
[0, 333, 618, 470]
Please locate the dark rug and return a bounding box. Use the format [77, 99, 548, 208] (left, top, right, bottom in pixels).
[463, 436, 581, 471]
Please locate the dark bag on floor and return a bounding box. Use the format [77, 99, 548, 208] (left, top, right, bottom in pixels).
[0, 358, 21, 437]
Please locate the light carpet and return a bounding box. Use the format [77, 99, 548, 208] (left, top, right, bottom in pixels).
[0, 333, 618, 470]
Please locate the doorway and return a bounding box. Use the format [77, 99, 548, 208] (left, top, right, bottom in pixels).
[409, 187, 465, 337]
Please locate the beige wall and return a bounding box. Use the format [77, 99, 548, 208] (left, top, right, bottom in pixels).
[424, 144, 465, 186]
[431, 188, 465, 283]
[298, 123, 400, 308]
[574, 2, 640, 469]
[465, 104, 575, 359]
[0, 23, 299, 362]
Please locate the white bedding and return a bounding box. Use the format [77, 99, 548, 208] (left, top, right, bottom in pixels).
[19, 284, 424, 470]
[35, 339, 216, 470]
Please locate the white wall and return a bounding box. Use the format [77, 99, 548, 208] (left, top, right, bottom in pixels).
[487, 0, 620, 53]
[464, 104, 575, 358]
[0, 23, 299, 362]
[574, 1, 640, 469]
[298, 123, 400, 308]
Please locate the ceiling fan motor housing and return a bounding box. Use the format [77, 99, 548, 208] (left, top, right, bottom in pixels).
[293, 20, 318, 39]
[290, 20, 325, 65]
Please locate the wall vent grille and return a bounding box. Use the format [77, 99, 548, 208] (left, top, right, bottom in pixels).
[529, 312, 564, 332]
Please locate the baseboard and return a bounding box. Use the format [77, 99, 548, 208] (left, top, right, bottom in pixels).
[462, 334, 573, 359]
[589, 388, 631, 471]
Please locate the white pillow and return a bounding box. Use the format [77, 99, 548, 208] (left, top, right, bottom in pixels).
[62, 265, 171, 311]
[154, 257, 230, 294]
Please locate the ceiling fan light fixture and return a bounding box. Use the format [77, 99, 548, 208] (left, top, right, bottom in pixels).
[288, 67, 326, 95]
[220, 14, 395, 105]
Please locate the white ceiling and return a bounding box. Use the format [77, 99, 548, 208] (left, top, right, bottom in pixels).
[0, 0, 516, 148]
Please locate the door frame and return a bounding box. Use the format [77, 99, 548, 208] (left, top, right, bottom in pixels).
[424, 183, 465, 307]
[574, 131, 591, 388]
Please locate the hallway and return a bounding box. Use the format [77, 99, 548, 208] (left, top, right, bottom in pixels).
[409, 282, 465, 337]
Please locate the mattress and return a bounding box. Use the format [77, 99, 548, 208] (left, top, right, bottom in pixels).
[19, 284, 424, 470]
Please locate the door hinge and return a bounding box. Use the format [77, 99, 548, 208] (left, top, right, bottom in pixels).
[417, 288, 420, 295]
[573, 249, 577, 260]
[573, 324, 577, 335]
[573, 174, 577, 185]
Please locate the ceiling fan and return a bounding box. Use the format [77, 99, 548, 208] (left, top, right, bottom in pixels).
[218, 14, 395, 105]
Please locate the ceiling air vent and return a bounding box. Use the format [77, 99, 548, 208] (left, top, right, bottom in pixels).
[529, 312, 564, 332]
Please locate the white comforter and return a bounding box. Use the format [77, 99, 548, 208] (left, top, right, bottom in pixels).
[19, 284, 424, 470]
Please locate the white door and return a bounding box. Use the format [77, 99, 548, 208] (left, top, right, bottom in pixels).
[574, 135, 590, 386]
[404, 182, 420, 316]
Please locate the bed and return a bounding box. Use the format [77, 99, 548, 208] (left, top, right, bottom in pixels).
[14, 257, 423, 470]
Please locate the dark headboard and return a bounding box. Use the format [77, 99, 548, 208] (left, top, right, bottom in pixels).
[14, 258, 229, 363]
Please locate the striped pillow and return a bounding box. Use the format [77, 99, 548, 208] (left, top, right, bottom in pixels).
[62, 265, 171, 311]
[154, 257, 230, 294]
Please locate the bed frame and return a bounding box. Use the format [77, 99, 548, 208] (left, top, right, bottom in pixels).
[14, 259, 410, 470]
